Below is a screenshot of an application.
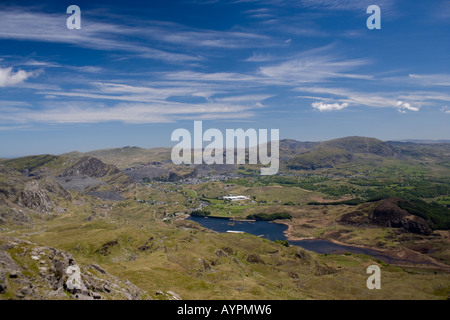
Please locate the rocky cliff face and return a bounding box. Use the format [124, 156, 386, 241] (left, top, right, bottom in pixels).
[0, 237, 149, 300]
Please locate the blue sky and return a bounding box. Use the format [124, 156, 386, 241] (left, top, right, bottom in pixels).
[0, 0, 449, 157]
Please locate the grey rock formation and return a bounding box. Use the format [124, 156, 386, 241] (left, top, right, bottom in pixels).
[0, 237, 150, 300]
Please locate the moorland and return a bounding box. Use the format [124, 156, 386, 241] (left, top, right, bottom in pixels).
[0, 136, 449, 300]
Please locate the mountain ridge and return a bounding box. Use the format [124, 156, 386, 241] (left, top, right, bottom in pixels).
[3, 136, 450, 181]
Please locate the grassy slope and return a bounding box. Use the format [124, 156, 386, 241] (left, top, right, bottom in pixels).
[1, 138, 450, 300]
[19, 197, 449, 300]
[321, 136, 394, 155]
[2, 154, 69, 174]
[1, 181, 448, 299]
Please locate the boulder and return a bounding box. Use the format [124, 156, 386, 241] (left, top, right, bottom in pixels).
[166, 291, 181, 300]
[65, 265, 82, 293]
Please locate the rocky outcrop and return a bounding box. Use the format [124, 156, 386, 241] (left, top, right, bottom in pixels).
[19, 181, 55, 213]
[0, 208, 32, 225]
[295, 248, 312, 263]
[314, 261, 337, 276]
[0, 237, 150, 300]
[55, 176, 101, 193]
[0, 167, 71, 224]
[246, 253, 265, 264]
[57, 156, 133, 200]
[18, 179, 71, 214]
[338, 198, 432, 235]
[371, 199, 432, 235]
[95, 240, 119, 256]
[61, 156, 120, 178]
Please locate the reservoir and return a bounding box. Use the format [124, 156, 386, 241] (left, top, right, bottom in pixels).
[188, 215, 288, 242]
[187, 215, 432, 265]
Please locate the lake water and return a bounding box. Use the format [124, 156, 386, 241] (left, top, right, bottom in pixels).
[187, 215, 429, 265]
[188, 215, 288, 241]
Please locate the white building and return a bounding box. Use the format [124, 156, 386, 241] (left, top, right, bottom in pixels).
[222, 195, 250, 201]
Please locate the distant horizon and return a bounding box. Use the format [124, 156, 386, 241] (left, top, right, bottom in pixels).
[2, 135, 450, 159]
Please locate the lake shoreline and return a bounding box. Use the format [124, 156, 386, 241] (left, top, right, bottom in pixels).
[187, 215, 450, 270]
[275, 219, 450, 271]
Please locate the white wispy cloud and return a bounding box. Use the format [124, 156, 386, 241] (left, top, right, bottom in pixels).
[1, 101, 261, 124]
[158, 27, 272, 49]
[93, 82, 211, 99]
[0, 9, 200, 63]
[213, 94, 273, 103]
[38, 81, 221, 103]
[245, 52, 274, 62]
[165, 54, 372, 86]
[164, 71, 260, 83]
[407, 74, 450, 86]
[233, 0, 394, 12]
[396, 92, 450, 103]
[384, 73, 450, 87]
[0, 7, 276, 64]
[258, 56, 371, 83]
[21, 49, 381, 124]
[433, 1, 450, 20]
[2, 58, 103, 74]
[1, 0, 440, 128]
[2, 76, 270, 124]
[297, 0, 387, 11]
[0, 125, 30, 131]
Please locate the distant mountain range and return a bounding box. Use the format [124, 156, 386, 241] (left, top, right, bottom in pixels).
[1, 136, 449, 252]
[390, 139, 450, 144]
[2, 136, 450, 180]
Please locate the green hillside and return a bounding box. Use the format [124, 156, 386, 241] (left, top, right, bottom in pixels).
[2, 154, 67, 173]
[321, 136, 395, 156]
[287, 147, 353, 170]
